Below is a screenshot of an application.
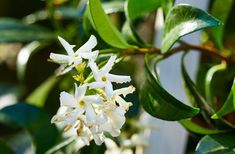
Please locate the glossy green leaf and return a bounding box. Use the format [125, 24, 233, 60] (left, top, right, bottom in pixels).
[181, 54, 213, 124]
[26, 76, 59, 107]
[161, 4, 222, 53]
[211, 77, 235, 119]
[195, 133, 235, 154]
[211, 0, 234, 49]
[180, 119, 225, 135]
[139, 55, 199, 121]
[0, 18, 55, 43]
[89, 0, 134, 49]
[205, 62, 227, 107]
[0, 103, 59, 154]
[126, 0, 160, 20]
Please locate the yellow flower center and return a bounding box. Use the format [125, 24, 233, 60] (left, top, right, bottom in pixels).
[102, 76, 107, 82]
[79, 100, 85, 106]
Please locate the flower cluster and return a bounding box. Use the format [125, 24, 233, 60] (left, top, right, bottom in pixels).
[50, 35, 135, 147]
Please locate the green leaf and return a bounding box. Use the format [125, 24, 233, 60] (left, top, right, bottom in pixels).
[180, 119, 225, 135]
[161, 0, 175, 17]
[126, 0, 160, 20]
[0, 140, 14, 154]
[139, 55, 199, 121]
[0, 18, 55, 43]
[0, 103, 59, 154]
[102, 1, 124, 14]
[26, 76, 59, 107]
[161, 4, 222, 53]
[16, 41, 41, 82]
[211, 0, 234, 49]
[205, 62, 227, 108]
[181, 54, 213, 124]
[89, 0, 134, 49]
[195, 133, 235, 154]
[211, 77, 235, 119]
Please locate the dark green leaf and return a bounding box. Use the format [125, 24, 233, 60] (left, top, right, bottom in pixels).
[139, 55, 199, 121]
[211, 0, 234, 49]
[0, 18, 55, 43]
[211, 77, 235, 119]
[126, 0, 160, 20]
[161, 4, 222, 53]
[0, 140, 14, 154]
[181, 54, 213, 124]
[195, 133, 235, 154]
[89, 0, 134, 49]
[180, 119, 225, 135]
[0, 103, 59, 154]
[26, 76, 59, 107]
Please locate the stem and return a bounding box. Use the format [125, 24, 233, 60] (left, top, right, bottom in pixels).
[123, 42, 235, 64]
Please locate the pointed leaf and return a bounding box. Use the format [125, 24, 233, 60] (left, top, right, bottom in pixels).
[161, 4, 222, 53]
[89, 0, 134, 49]
[195, 133, 235, 154]
[139, 55, 199, 121]
[0, 103, 59, 154]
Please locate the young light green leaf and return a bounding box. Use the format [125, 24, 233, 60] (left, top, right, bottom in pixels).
[0, 18, 55, 43]
[180, 119, 225, 135]
[0, 103, 59, 154]
[89, 0, 134, 49]
[26, 76, 59, 107]
[161, 0, 175, 17]
[139, 55, 199, 121]
[205, 62, 227, 107]
[195, 133, 235, 154]
[211, 0, 234, 49]
[126, 0, 161, 20]
[211, 77, 235, 119]
[161, 4, 222, 53]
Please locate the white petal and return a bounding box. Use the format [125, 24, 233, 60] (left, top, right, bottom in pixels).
[75, 35, 97, 53]
[75, 84, 87, 101]
[58, 36, 75, 55]
[114, 86, 135, 97]
[88, 61, 101, 81]
[85, 103, 96, 125]
[93, 133, 105, 145]
[115, 96, 132, 111]
[79, 50, 99, 60]
[60, 91, 76, 107]
[73, 57, 82, 66]
[104, 138, 118, 149]
[56, 63, 75, 75]
[83, 95, 103, 105]
[107, 74, 131, 83]
[100, 55, 116, 75]
[105, 81, 114, 99]
[88, 81, 106, 89]
[49, 53, 70, 64]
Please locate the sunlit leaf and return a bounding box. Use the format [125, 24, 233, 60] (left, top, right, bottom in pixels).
[161, 0, 174, 17]
[0, 18, 55, 43]
[195, 133, 235, 154]
[0, 103, 59, 154]
[26, 76, 59, 107]
[139, 55, 199, 121]
[211, 0, 234, 49]
[126, 0, 160, 20]
[161, 4, 222, 53]
[89, 0, 134, 49]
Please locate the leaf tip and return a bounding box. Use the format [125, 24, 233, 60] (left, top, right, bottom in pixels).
[211, 114, 219, 119]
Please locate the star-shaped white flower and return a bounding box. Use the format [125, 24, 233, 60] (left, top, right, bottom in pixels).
[88, 55, 131, 98]
[50, 35, 98, 75]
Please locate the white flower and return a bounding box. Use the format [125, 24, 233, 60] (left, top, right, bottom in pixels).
[50, 35, 98, 75]
[104, 138, 133, 154]
[88, 55, 131, 98]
